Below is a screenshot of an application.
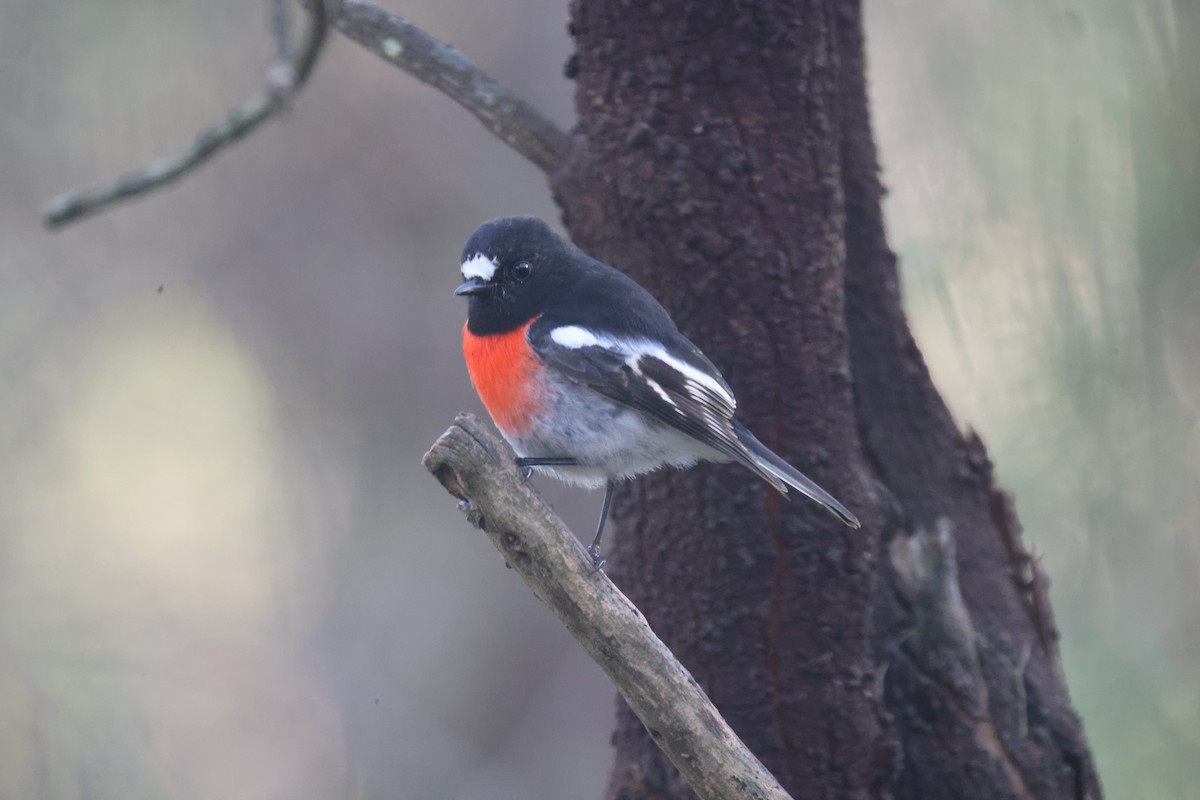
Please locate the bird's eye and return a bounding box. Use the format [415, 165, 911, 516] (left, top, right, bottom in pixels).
[512, 261, 532, 281]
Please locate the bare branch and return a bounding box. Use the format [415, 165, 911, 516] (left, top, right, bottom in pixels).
[42, 0, 328, 230]
[43, 0, 573, 228]
[422, 414, 792, 800]
[270, 0, 294, 62]
[332, 0, 574, 175]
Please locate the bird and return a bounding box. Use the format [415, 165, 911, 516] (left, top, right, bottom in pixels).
[455, 216, 859, 569]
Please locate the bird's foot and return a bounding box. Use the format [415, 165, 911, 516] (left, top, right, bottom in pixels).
[515, 456, 578, 482]
[456, 498, 486, 530]
[586, 543, 607, 574]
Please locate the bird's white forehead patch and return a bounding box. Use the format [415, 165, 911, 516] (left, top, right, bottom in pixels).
[461, 252, 498, 282]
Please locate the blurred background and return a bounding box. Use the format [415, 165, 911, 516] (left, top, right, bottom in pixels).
[1, 0, 1195, 797]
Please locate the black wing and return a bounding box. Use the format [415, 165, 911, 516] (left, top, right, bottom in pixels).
[527, 322, 789, 494]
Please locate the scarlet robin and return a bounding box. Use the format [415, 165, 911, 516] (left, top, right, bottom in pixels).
[456, 216, 859, 569]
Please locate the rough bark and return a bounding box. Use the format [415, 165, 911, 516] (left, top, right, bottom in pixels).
[551, 1, 1102, 798]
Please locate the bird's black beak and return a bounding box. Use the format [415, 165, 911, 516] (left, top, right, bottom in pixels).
[455, 278, 489, 296]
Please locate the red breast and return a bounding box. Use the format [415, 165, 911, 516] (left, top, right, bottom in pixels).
[462, 319, 543, 436]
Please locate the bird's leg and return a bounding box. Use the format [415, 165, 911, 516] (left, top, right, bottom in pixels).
[514, 456, 578, 481]
[586, 480, 616, 572]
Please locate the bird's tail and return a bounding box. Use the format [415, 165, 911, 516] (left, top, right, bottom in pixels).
[732, 420, 861, 529]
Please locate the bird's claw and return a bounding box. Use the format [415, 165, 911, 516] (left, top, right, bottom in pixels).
[456, 498, 486, 530]
[586, 544, 607, 574]
[521, 466, 534, 481]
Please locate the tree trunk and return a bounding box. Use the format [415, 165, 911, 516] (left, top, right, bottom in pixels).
[551, 1, 1102, 798]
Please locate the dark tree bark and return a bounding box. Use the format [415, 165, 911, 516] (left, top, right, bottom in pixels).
[550, 1, 1102, 798]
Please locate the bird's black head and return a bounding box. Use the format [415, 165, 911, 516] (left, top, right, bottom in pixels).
[456, 216, 587, 335]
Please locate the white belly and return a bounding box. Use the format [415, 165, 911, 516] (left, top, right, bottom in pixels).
[503, 374, 725, 488]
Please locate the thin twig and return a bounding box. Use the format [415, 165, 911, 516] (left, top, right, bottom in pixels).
[270, 0, 293, 62]
[332, 0, 575, 175]
[422, 414, 792, 800]
[42, 0, 328, 230]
